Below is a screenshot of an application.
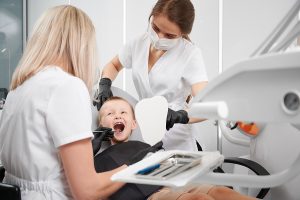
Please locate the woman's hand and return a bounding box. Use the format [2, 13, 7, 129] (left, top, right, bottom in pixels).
[166, 108, 189, 130]
[93, 78, 113, 110]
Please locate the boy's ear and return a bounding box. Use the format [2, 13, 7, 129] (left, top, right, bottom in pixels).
[131, 119, 137, 130]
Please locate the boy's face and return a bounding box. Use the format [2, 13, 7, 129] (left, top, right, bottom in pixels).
[99, 99, 137, 144]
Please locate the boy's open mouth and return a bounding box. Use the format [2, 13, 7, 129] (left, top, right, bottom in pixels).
[113, 122, 125, 134]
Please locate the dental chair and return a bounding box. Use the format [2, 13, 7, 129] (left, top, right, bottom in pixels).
[94, 87, 270, 199]
[92, 86, 205, 152]
[196, 124, 270, 199]
[0, 166, 21, 200]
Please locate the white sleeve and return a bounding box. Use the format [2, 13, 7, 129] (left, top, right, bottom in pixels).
[118, 40, 133, 69]
[46, 77, 93, 148]
[183, 48, 208, 85]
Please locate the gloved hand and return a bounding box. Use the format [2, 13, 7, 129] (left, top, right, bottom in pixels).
[166, 108, 189, 131]
[93, 78, 113, 110]
[92, 127, 114, 155]
[125, 141, 164, 165]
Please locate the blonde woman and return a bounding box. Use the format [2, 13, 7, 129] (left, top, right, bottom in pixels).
[0, 5, 130, 200]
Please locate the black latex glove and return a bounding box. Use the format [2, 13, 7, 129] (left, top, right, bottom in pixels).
[92, 127, 114, 155]
[125, 141, 164, 165]
[166, 108, 189, 131]
[93, 78, 113, 110]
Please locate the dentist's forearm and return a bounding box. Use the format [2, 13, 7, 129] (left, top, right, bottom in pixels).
[101, 63, 119, 81]
[188, 117, 206, 124]
[101, 56, 123, 81]
[183, 108, 206, 124]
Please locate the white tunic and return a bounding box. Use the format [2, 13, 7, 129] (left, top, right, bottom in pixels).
[119, 34, 208, 151]
[0, 67, 93, 200]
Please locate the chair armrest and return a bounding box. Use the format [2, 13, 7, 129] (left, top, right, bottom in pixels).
[224, 157, 270, 199]
[0, 166, 5, 182]
[0, 166, 21, 200]
[0, 182, 21, 200]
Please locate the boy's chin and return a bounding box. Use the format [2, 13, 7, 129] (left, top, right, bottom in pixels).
[111, 136, 129, 144]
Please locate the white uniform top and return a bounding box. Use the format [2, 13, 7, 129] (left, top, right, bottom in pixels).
[119, 33, 208, 151]
[0, 67, 93, 200]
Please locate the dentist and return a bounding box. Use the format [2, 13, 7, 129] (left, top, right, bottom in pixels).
[94, 0, 208, 151]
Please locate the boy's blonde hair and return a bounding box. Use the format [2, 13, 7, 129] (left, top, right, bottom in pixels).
[10, 5, 97, 92]
[98, 96, 135, 126]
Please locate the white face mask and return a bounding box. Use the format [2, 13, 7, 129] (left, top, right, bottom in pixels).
[148, 25, 181, 51]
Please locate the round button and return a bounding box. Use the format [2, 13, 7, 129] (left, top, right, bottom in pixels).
[283, 91, 300, 114]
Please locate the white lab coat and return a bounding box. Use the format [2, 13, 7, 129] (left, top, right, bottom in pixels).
[119, 33, 208, 151]
[0, 67, 93, 200]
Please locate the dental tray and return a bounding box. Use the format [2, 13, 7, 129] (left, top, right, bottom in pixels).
[111, 150, 224, 187]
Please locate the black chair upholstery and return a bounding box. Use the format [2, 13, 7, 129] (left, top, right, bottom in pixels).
[0, 166, 21, 200]
[0, 166, 5, 182]
[0, 182, 21, 200]
[195, 140, 202, 151]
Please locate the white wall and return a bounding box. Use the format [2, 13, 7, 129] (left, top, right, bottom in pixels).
[223, 0, 298, 68]
[28, 0, 125, 88]
[71, 1, 125, 88]
[190, 0, 219, 152]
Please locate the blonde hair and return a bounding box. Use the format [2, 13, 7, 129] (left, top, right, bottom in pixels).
[10, 5, 97, 92]
[98, 96, 135, 125]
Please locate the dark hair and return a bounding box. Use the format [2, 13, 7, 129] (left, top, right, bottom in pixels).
[149, 0, 195, 40]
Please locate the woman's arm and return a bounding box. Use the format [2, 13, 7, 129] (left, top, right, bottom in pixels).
[191, 81, 208, 97]
[59, 138, 126, 200]
[188, 81, 208, 124]
[101, 56, 123, 81]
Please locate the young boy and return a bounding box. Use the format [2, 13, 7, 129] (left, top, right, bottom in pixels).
[94, 96, 258, 200]
[98, 96, 137, 145]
